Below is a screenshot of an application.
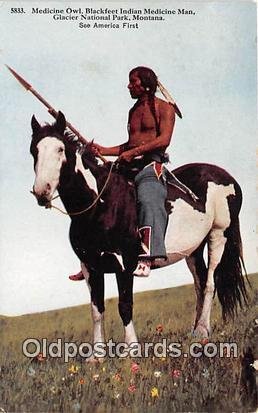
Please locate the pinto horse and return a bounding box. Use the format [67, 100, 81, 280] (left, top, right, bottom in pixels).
[30, 111, 248, 349]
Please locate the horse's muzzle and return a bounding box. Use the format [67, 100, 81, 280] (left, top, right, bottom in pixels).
[31, 187, 51, 207]
[37, 195, 50, 207]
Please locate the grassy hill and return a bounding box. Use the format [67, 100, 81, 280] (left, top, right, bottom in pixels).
[1, 281, 211, 357]
[0, 274, 257, 412]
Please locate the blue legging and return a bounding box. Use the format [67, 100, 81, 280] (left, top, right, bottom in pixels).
[135, 163, 167, 259]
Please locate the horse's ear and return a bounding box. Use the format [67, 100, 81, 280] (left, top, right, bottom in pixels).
[55, 111, 66, 135]
[31, 115, 41, 136]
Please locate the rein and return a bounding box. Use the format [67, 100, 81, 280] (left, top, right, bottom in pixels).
[31, 162, 115, 217]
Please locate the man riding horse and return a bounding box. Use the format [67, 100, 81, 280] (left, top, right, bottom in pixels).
[70, 66, 177, 279]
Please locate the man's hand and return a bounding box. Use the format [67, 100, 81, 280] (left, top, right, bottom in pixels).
[91, 143, 104, 156]
[118, 149, 136, 163]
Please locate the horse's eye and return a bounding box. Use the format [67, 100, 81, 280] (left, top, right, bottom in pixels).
[58, 147, 64, 153]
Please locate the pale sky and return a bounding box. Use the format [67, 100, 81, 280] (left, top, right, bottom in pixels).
[0, 1, 257, 315]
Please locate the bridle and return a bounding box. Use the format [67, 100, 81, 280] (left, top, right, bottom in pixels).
[31, 161, 115, 217]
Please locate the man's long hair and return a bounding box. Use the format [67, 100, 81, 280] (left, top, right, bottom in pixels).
[129, 66, 159, 134]
[129, 66, 158, 95]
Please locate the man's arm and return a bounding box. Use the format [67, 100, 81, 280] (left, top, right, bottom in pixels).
[119, 103, 175, 162]
[94, 142, 129, 156]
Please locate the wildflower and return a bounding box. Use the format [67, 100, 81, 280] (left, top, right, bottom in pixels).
[50, 385, 57, 394]
[114, 392, 120, 399]
[200, 338, 209, 345]
[113, 373, 122, 382]
[131, 362, 140, 373]
[151, 387, 159, 398]
[202, 368, 210, 379]
[160, 357, 166, 362]
[68, 365, 79, 374]
[37, 352, 45, 362]
[72, 401, 81, 413]
[250, 360, 258, 371]
[171, 369, 181, 378]
[154, 371, 162, 378]
[223, 347, 231, 356]
[93, 374, 100, 381]
[254, 319, 258, 325]
[128, 384, 136, 393]
[102, 366, 106, 372]
[27, 366, 36, 377]
[79, 378, 85, 385]
[156, 324, 163, 334]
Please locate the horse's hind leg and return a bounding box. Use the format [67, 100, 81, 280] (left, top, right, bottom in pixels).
[81, 263, 105, 358]
[116, 271, 138, 349]
[194, 228, 227, 337]
[185, 240, 208, 332]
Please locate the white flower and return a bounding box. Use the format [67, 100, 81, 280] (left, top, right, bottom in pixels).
[250, 360, 258, 371]
[202, 368, 210, 379]
[154, 371, 162, 378]
[72, 402, 81, 413]
[27, 366, 36, 377]
[50, 386, 57, 394]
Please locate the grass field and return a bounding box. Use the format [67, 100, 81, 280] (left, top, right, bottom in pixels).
[0, 274, 257, 412]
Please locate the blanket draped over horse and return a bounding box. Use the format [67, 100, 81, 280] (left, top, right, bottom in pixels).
[30, 112, 248, 353]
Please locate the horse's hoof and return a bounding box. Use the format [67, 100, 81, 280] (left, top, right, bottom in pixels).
[118, 351, 130, 359]
[193, 324, 210, 338]
[118, 342, 141, 358]
[95, 356, 105, 364]
[85, 355, 105, 364]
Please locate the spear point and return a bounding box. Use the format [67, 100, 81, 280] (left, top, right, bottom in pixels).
[5, 64, 32, 90]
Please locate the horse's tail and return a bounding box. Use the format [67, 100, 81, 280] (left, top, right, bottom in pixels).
[214, 217, 250, 320]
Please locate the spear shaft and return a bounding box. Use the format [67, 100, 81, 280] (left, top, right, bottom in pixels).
[5, 64, 107, 162]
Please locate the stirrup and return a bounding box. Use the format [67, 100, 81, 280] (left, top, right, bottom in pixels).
[133, 260, 151, 277]
[69, 271, 84, 281]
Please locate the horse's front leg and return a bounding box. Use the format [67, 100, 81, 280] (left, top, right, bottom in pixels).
[81, 262, 105, 359]
[116, 271, 138, 350]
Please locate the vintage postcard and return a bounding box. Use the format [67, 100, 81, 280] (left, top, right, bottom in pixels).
[0, 1, 257, 411]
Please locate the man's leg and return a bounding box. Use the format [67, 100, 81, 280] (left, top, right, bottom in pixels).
[69, 270, 84, 281]
[69, 261, 85, 281]
[134, 163, 167, 277]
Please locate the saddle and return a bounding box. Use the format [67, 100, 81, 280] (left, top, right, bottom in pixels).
[115, 158, 200, 210]
[164, 165, 199, 202]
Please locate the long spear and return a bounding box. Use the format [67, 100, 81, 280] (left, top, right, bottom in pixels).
[5, 64, 107, 163]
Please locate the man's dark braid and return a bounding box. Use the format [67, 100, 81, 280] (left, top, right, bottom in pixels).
[148, 94, 160, 136]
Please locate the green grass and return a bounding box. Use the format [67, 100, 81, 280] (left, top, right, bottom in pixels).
[0, 274, 257, 412]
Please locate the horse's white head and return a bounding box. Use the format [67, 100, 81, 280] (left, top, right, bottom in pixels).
[31, 112, 67, 206]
